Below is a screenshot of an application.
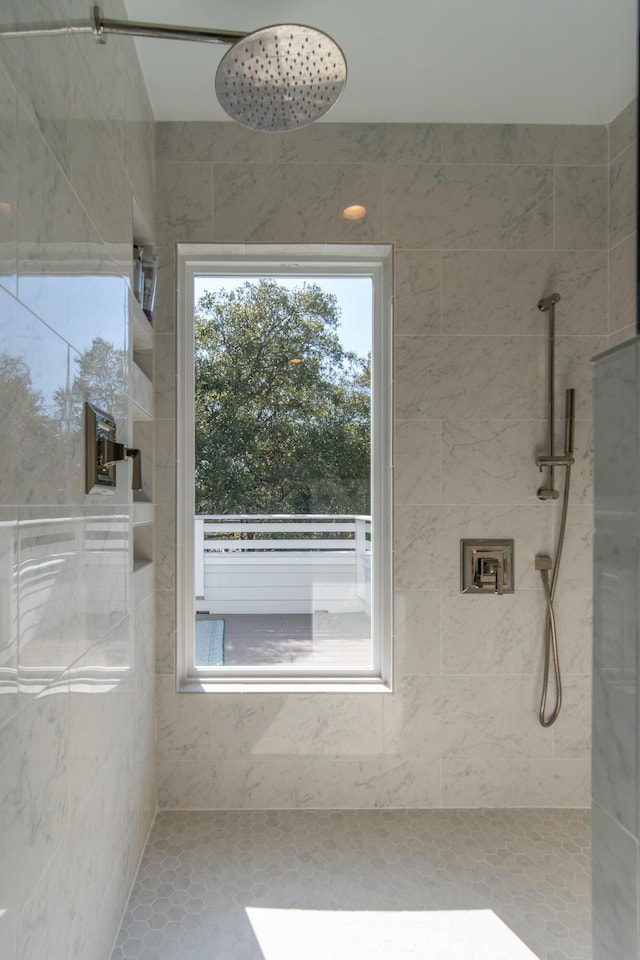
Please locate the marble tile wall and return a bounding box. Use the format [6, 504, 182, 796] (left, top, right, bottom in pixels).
[154, 119, 607, 810]
[608, 99, 637, 348]
[591, 100, 640, 960]
[0, 2, 156, 959]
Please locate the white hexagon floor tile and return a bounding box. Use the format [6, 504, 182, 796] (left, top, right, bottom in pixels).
[111, 809, 590, 960]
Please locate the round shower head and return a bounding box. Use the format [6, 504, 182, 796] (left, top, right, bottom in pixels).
[215, 24, 347, 132]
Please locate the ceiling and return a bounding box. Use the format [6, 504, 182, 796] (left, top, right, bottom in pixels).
[122, 0, 636, 125]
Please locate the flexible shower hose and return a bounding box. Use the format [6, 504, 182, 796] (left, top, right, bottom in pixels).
[538, 463, 571, 727]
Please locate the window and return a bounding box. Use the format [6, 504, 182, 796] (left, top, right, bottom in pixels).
[177, 245, 392, 691]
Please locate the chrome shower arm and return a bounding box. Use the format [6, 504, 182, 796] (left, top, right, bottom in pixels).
[93, 8, 247, 45]
[0, 6, 248, 45]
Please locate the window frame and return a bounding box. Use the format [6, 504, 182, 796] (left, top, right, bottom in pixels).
[176, 243, 393, 693]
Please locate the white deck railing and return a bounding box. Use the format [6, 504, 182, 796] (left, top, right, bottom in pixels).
[195, 514, 371, 615]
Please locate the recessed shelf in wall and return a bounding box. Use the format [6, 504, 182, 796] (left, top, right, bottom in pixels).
[133, 520, 153, 571]
[129, 288, 153, 381]
[131, 290, 153, 350]
[130, 363, 153, 420]
[133, 502, 153, 526]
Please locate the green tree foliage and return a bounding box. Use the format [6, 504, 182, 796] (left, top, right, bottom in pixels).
[195, 280, 371, 515]
[0, 353, 65, 500]
[53, 336, 126, 428]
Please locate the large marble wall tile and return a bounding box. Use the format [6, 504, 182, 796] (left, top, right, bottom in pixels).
[551, 503, 593, 591]
[0, 676, 69, 937]
[153, 418, 176, 506]
[567, 419, 594, 505]
[123, 50, 155, 239]
[394, 420, 441, 504]
[442, 250, 607, 336]
[610, 141, 638, 248]
[554, 334, 607, 420]
[395, 335, 544, 421]
[16, 105, 110, 322]
[156, 161, 213, 243]
[331, 757, 441, 808]
[441, 591, 543, 676]
[155, 588, 176, 675]
[384, 674, 551, 760]
[384, 163, 553, 249]
[395, 503, 551, 592]
[212, 163, 384, 243]
[209, 689, 384, 759]
[67, 88, 130, 245]
[158, 756, 440, 810]
[0, 61, 17, 298]
[156, 759, 214, 809]
[0, 0, 71, 176]
[592, 802, 640, 960]
[68, 619, 132, 818]
[269, 123, 441, 165]
[610, 98, 637, 161]
[131, 593, 155, 703]
[441, 123, 606, 165]
[156, 674, 213, 762]
[18, 508, 128, 694]
[203, 757, 442, 809]
[156, 121, 269, 163]
[153, 332, 177, 422]
[441, 419, 544, 505]
[552, 674, 591, 758]
[17, 836, 74, 960]
[70, 21, 126, 165]
[394, 250, 441, 336]
[610, 233, 637, 335]
[393, 590, 441, 677]
[154, 503, 177, 592]
[442, 758, 590, 807]
[0, 509, 18, 730]
[0, 925, 16, 960]
[553, 588, 593, 676]
[555, 165, 608, 249]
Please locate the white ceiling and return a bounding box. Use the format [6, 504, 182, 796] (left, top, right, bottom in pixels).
[123, 0, 636, 125]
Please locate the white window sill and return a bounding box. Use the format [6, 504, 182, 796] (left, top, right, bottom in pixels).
[177, 679, 393, 694]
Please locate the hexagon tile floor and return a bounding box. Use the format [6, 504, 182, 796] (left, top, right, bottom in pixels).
[110, 809, 590, 960]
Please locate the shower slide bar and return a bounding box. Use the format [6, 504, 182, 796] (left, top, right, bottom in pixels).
[535, 293, 575, 728]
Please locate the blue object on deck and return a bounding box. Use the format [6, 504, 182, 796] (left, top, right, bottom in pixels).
[195, 618, 225, 666]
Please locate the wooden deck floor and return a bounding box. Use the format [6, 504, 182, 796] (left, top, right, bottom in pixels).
[196, 612, 372, 667]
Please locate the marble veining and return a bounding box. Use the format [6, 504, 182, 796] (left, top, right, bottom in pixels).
[384, 163, 553, 249]
[441, 249, 607, 336]
[554, 165, 608, 249]
[609, 141, 637, 249]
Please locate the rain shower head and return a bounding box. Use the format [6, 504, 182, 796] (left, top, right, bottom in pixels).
[215, 24, 347, 132]
[0, 6, 347, 132]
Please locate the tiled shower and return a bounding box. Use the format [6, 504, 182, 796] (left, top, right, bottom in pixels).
[0, 1, 637, 958]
